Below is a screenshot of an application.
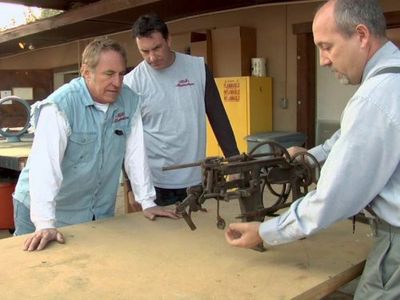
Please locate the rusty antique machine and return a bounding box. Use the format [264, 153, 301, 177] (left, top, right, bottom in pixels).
[163, 141, 320, 237]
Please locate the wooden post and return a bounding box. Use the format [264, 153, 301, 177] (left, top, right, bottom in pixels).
[122, 167, 142, 213]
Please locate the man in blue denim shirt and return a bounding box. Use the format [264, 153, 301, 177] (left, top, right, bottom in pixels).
[13, 37, 178, 251]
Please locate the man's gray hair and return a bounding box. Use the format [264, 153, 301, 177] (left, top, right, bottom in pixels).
[81, 37, 127, 73]
[333, 0, 386, 38]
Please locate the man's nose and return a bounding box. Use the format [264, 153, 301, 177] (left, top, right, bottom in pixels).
[148, 51, 156, 63]
[112, 74, 123, 87]
[319, 52, 330, 66]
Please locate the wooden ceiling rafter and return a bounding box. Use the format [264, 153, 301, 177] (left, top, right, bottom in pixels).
[0, 0, 318, 58]
[0, 0, 100, 10]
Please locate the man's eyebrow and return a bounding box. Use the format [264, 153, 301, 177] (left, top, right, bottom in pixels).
[315, 41, 329, 47]
[140, 44, 161, 52]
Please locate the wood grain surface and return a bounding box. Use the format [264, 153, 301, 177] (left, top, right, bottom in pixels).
[0, 201, 372, 300]
[0, 139, 31, 170]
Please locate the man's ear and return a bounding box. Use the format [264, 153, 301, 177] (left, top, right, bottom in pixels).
[166, 35, 172, 48]
[355, 24, 370, 48]
[81, 64, 91, 80]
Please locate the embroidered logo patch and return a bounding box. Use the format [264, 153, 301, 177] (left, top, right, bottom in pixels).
[114, 112, 129, 122]
[176, 79, 194, 87]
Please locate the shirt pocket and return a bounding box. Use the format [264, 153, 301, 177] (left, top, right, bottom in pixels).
[64, 132, 97, 163]
[109, 123, 130, 153]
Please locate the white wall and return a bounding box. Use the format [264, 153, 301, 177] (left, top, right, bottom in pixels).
[315, 50, 358, 143]
[315, 27, 400, 144]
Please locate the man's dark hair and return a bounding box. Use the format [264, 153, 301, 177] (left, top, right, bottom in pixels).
[132, 14, 169, 40]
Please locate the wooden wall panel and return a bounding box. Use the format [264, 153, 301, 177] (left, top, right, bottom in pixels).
[0, 70, 53, 103]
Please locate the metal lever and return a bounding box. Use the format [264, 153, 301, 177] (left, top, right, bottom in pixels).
[181, 210, 196, 231]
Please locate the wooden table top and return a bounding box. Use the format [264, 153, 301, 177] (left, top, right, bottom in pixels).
[0, 138, 32, 170]
[0, 200, 372, 300]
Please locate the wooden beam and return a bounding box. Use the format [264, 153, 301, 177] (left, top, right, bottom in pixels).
[292, 22, 312, 35]
[385, 11, 400, 29]
[0, 0, 161, 43]
[296, 32, 316, 148]
[0, 0, 321, 45]
[1, 0, 100, 10]
[293, 261, 365, 300]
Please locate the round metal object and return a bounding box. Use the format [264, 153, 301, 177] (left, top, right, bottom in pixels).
[216, 218, 226, 229]
[248, 141, 292, 209]
[290, 151, 321, 185]
[248, 140, 291, 161]
[0, 96, 31, 142]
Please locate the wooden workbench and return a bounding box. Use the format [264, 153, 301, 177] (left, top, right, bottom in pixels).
[0, 138, 32, 171]
[0, 201, 372, 300]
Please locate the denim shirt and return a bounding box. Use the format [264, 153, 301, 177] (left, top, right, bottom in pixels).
[14, 77, 138, 227]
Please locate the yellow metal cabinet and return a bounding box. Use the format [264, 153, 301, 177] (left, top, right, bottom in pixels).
[207, 76, 272, 156]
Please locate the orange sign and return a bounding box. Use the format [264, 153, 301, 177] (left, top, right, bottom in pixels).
[223, 80, 240, 102]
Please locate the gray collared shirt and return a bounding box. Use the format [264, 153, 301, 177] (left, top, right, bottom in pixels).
[260, 41, 400, 245]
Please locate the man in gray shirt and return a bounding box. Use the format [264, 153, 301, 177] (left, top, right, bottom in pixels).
[124, 14, 239, 219]
[226, 0, 400, 298]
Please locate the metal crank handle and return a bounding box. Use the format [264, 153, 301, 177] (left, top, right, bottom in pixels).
[182, 211, 197, 230]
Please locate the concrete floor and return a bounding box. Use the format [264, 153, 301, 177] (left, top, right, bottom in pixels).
[0, 184, 359, 299]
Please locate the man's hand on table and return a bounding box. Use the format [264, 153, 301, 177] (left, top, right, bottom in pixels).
[225, 222, 263, 248]
[143, 206, 180, 220]
[24, 228, 65, 251]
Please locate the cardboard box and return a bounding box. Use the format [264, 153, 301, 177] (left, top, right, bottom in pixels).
[190, 31, 213, 70]
[211, 26, 256, 77]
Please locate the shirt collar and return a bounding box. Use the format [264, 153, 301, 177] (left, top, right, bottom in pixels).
[362, 41, 400, 82]
[77, 76, 123, 110]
